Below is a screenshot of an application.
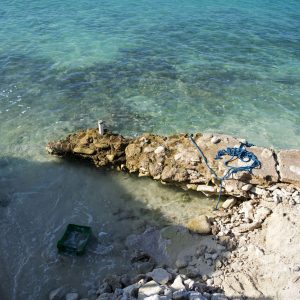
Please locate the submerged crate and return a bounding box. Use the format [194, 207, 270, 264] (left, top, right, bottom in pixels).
[57, 224, 92, 256]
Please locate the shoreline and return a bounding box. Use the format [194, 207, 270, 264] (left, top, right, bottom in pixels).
[46, 129, 300, 299]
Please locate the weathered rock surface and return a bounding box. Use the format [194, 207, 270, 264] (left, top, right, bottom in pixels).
[278, 150, 300, 186]
[46, 129, 300, 199]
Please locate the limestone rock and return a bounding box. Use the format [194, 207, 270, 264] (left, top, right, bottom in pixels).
[138, 281, 163, 299]
[147, 268, 172, 285]
[254, 207, 272, 222]
[237, 221, 261, 233]
[241, 184, 253, 191]
[73, 147, 95, 155]
[211, 136, 221, 144]
[278, 150, 300, 186]
[222, 198, 237, 209]
[186, 215, 211, 234]
[171, 275, 186, 291]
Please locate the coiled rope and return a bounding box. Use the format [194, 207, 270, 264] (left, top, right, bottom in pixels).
[189, 134, 261, 210]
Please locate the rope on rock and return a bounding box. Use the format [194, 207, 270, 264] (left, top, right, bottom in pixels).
[189, 134, 261, 210]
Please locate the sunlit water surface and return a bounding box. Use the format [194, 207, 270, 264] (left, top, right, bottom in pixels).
[0, 0, 300, 299]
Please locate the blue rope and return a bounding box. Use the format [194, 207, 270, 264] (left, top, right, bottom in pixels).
[189, 134, 261, 210]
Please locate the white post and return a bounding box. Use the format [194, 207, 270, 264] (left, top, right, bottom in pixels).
[98, 120, 105, 135]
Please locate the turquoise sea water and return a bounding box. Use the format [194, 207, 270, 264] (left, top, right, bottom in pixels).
[0, 0, 300, 299]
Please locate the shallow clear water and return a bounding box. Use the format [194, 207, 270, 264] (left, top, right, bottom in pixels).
[0, 0, 300, 299]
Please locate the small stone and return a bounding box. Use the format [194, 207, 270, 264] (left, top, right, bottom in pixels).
[241, 184, 253, 191]
[186, 215, 211, 234]
[215, 260, 222, 269]
[240, 202, 254, 220]
[250, 186, 267, 196]
[211, 136, 221, 144]
[73, 147, 95, 155]
[147, 268, 172, 285]
[238, 221, 261, 233]
[138, 281, 163, 299]
[49, 287, 66, 300]
[154, 146, 165, 154]
[206, 279, 213, 286]
[172, 290, 189, 300]
[171, 275, 186, 291]
[184, 279, 195, 290]
[106, 154, 115, 162]
[222, 198, 237, 209]
[66, 293, 79, 300]
[254, 207, 272, 222]
[197, 185, 215, 193]
[273, 194, 282, 204]
[289, 199, 296, 206]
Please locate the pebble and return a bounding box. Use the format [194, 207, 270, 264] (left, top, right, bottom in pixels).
[222, 198, 237, 209]
[154, 146, 165, 154]
[206, 279, 213, 286]
[171, 275, 186, 291]
[241, 184, 253, 191]
[273, 194, 282, 204]
[138, 281, 163, 299]
[186, 215, 211, 234]
[289, 199, 296, 206]
[211, 136, 221, 144]
[147, 268, 172, 285]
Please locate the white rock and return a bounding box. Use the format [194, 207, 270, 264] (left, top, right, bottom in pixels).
[250, 186, 268, 196]
[197, 185, 215, 193]
[66, 293, 79, 300]
[222, 198, 237, 209]
[273, 194, 282, 204]
[240, 202, 254, 220]
[138, 281, 163, 300]
[184, 279, 195, 290]
[294, 196, 300, 204]
[206, 278, 214, 286]
[170, 275, 185, 291]
[147, 268, 172, 285]
[154, 146, 165, 154]
[211, 136, 221, 144]
[254, 207, 272, 222]
[241, 184, 253, 191]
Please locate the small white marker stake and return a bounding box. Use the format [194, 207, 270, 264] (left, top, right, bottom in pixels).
[98, 120, 105, 135]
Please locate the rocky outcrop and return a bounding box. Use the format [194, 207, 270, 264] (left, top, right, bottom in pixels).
[46, 129, 300, 198]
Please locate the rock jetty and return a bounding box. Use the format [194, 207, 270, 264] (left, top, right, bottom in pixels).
[46, 128, 300, 199]
[46, 128, 300, 299]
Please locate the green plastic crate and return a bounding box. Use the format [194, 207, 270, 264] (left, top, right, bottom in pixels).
[57, 224, 92, 256]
